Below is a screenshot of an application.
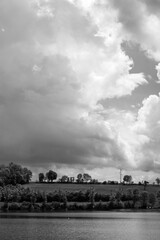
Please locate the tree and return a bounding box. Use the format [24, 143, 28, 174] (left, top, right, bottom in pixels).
[143, 180, 149, 190]
[89, 187, 95, 209]
[126, 188, 133, 200]
[123, 175, 132, 184]
[22, 168, 32, 184]
[140, 191, 149, 209]
[39, 173, 45, 183]
[9, 163, 32, 184]
[0, 163, 32, 185]
[61, 175, 69, 183]
[115, 191, 122, 202]
[46, 170, 57, 182]
[156, 178, 160, 185]
[156, 190, 160, 207]
[83, 173, 92, 182]
[0, 166, 10, 185]
[149, 193, 156, 208]
[133, 188, 140, 208]
[62, 192, 68, 209]
[77, 173, 83, 183]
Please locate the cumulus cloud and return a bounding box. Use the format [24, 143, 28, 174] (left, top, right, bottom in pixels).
[133, 94, 160, 170]
[110, 0, 160, 61]
[100, 93, 160, 173]
[1, 0, 160, 179]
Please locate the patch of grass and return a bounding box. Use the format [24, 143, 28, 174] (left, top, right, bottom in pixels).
[25, 183, 160, 195]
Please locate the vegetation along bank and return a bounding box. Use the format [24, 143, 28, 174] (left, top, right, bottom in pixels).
[1, 163, 160, 212]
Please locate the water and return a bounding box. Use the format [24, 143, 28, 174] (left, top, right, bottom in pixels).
[0, 212, 160, 240]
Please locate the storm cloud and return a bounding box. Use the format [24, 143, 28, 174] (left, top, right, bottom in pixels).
[0, 0, 160, 180]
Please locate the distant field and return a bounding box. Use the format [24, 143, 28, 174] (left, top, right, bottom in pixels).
[25, 183, 160, 195]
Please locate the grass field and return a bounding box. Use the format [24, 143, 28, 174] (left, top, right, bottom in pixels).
[25, 182, 160, 195]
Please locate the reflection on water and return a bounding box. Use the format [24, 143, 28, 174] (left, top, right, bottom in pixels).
[0, 212, 160, 240]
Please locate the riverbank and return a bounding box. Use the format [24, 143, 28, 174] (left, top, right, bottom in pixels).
[0, 201, 160, 214]
[1, 184, 160, 212]
[1, 209, 160, 218]
[0, 200, 159, 212]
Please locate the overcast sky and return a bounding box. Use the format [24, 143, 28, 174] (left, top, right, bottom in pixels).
[1, 0, 160, 182]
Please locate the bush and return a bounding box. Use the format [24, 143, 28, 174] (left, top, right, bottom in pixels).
[114, 200, 124, 209]
[124, 201, 133, 209]
[36, 191, 44, 203]
[20, 201, 32, 211]
[148, 193, 156, 208]
[33, 203, 41, 211]
[94, 193, 110, 202]
[86, 203, 94, 210]
[108, 200, 115, 209]
[41, 202, 62, 211]
[8, 202, 20, 211]
[52, 202, 61, 210]
[47, 192, 55, 202]
[1, 202, 9, 211]
[76, 204, 87, 211]
[20, 188, 32, 202]
[140, 191, 149, 209]
[94, 201, 108, 210]
[42, 203, 54, 211]
[46, 191, 66, 202]
[68, 203, 78, 210]
[66, 191, 87, 202]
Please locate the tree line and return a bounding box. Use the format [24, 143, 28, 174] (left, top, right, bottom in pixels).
[38, 172, 93, 183]
[38, 171, 160, 186]
[1, 163, 160, 186]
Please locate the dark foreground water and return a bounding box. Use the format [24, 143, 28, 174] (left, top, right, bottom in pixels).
[0, 212, 160, 240]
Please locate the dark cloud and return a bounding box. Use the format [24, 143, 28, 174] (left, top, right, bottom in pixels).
[141, 0, 160, 15]
[0, 0, 159, 179]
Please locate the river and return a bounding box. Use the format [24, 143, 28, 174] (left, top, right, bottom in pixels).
[0, 212, 160, 240]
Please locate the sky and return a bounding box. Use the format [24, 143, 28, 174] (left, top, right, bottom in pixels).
[1, 0, 160, 183]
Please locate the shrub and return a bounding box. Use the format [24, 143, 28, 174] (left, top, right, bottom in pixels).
[68, 203, 78, 210]
[156, 190, 160, 208]
[42, 203, 54, 211]
[46, 191, 66, 202]
[133, 189, 140, 207]
[36, 191, 44, 203]
[114, 200, 124, 209]
[148, 193, 156, 208]
[121, 193, 127, 201]
[20, 201, 32, 211]
[1, 202, 9, 211]
[108, 200, 116, 209]
[33, 203, 41, 211]
[94, 193, 110, 202]
[52, 202, 61, 210]
[140, 191, 149, 209]
[126, 188, 133, 201]
[86, 203, 94, 210]
[8, 203, 20, 211]
[77, 204, 87, 211]
[46, 192, 54, 202]
[41, 202, 61, 211]
[124, 201, 133, 209]
[94, 201, 108, 210]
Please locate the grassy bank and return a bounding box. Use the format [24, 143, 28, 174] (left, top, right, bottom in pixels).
[25, 182, 160, 195]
